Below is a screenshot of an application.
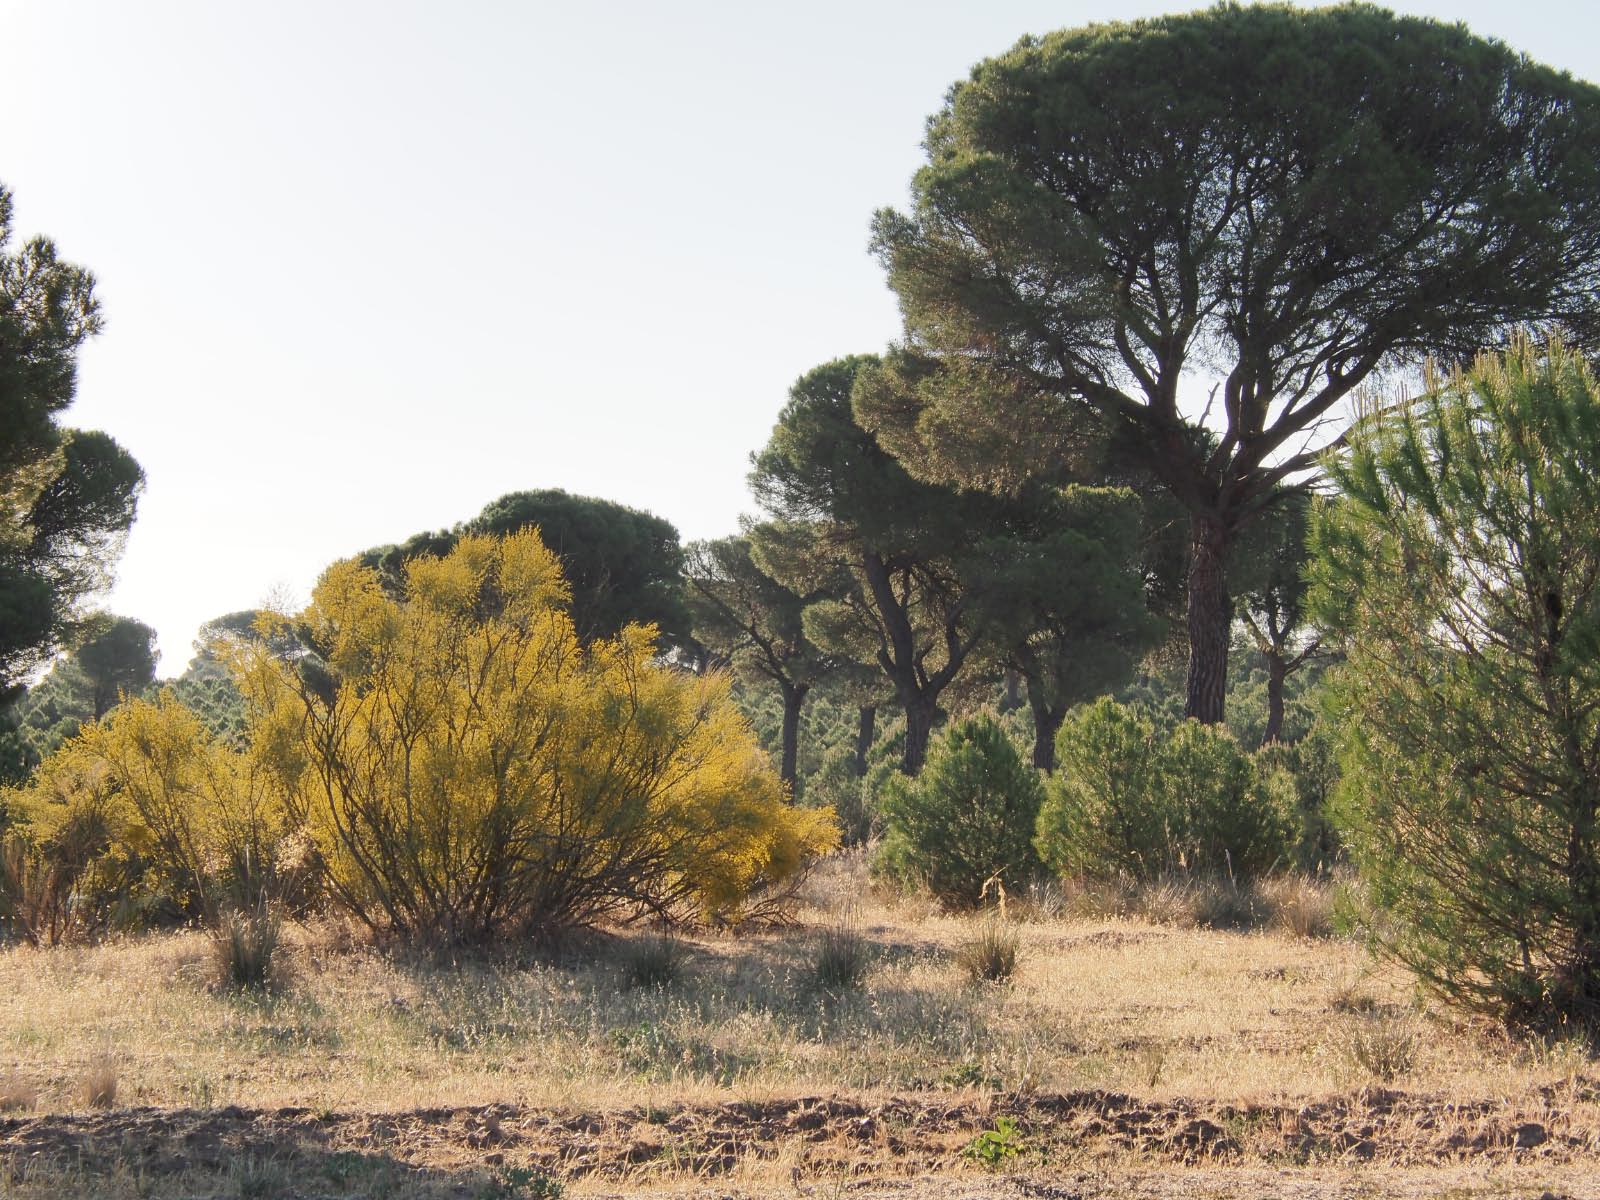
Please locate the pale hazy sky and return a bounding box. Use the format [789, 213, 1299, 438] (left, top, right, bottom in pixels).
[6, 0, 1598, 674]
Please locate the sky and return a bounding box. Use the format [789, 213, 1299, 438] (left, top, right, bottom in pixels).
[6, 0, 1600, 675]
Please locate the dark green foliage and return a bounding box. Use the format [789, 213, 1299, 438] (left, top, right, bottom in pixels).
[876, 713, 1044, 909]
[362, 489, 689, 650]
[968, 484, 1167, 770]
[1233, 492, 1326, 746]
[5, 614, 162, 772]
[1037, 699, 1292, 882]
[1166, 721, 1294, 880]
[74, 615, 158, 720]
[0, 185, 144, 690]
[166, 668, 248, 748]
[800, 746, 877, 847]
[871, 4, 1600, 723]
[0, 429, 143, 694]
[750, 358, 1000, 774]
[1253, 719, 1342, 873]
[752, 356, 1157, 775]
[468, 491, 689, 649]
[1037, 699, 1172, 879]
[685, 534, 834, 785]
[167, 610, 297, 749]
[1312, 338, 1600, 1032]
[8, 658, 93, 770]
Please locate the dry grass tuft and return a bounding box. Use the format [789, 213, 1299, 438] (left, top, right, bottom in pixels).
[210, 904, 284, 992]
[0, 1071, 38, 1112]
[1331, 1011, 1420, 1083]
[1257, 874, 1336, 938]
[80, 1054, 118, 1109]
[809, 909, 870, 991]
[616, 932, 690, 991]
[955, 919, 1021, 985]
[1184, 876, 1264, 930]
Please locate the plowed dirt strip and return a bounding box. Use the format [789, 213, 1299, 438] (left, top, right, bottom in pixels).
[1, 1086, 1597, 1186]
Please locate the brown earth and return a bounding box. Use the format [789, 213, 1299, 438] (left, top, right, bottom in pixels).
[3, 1085, 1598, 1198]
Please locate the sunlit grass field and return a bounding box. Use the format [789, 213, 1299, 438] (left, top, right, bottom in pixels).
[0, 853, 1595, 1198]
[0, 854, 1588, 1113]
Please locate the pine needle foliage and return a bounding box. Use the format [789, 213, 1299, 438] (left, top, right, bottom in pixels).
[1312, 337, 1600, 1032]
[1035, 699, 1292, 883]
[876, 713, 1044, 909]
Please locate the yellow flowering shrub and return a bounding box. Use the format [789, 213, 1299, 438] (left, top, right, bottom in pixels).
[2, 695, 291, 940]
[235, 530, 833, 944]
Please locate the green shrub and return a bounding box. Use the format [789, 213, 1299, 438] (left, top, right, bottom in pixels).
[1037, 699, 1292, 882]
[875, 714, 1044, 909]
[1036, 699, 1173, 878]
[1311, 339, 1600, 1032]
[1254, 718, 1342, 872]
[1169, 721, 1293, 879]
[801, 747, 877, 847]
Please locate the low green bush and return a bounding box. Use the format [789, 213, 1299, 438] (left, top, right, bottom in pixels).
[1037, 699, 1292, 883]
[875, 714, 1044, 909]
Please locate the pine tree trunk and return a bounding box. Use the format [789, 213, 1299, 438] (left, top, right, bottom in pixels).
[1185, 511, 1233, 725]
[1027, 682, 1062, 772]
[904, 699, 938, 775]
[1261, 652, 1288, 746]
[1568, 811, 1600, 1019]
[853, 705, 876, 777]
[779, 683, 808, 787]
[1002, 668, 1023, 711]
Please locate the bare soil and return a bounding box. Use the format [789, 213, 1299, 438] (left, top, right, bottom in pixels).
[3, 1085, 1597, 1198]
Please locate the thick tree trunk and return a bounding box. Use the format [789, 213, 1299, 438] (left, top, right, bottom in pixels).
[1184, 512, 1233, 725]
[1002, 668, 1023, 712]
[1568, 807, 1600, 1019]
[1026, 681, 1062, 773]
[1261, 652, 1288, 746]
[853, 705, 876, 777]
[779, 683, 808, 788]
[903, 698, 938, 775]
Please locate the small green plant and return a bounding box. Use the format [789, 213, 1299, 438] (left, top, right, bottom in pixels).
[617, 932, 689, 991]
[941, 1060, 1000, 1090]
[955, 919, 1021, 984]
[484, 1165, 565, 1199]
[964, 1115, 1025, 1167]
[810, 911, 870, 991]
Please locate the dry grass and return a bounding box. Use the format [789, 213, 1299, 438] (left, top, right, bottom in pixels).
[0, 1070, 37, 1112]
[0, 854, 1589, 1119]
[78, 1054, 117, 1109]
[209, 904, 283, 992]
[953, 918, 1021, 985]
